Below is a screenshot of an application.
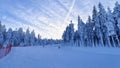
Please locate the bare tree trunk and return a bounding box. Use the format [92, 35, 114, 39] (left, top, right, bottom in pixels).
[116, 35, 120, 47]
[107, 36, 111, 47]
[112, 37, 116, 47]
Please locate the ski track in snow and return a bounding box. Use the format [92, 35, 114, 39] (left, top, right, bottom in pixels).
[0, 46, 120, 68]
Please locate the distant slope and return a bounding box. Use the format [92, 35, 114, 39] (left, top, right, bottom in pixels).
[0, 46, 120, 68]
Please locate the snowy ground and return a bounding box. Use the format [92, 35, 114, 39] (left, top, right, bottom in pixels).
[0, 46, 120, 68]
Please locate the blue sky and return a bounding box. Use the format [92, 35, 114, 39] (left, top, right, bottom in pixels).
[0, 0, 120, 39]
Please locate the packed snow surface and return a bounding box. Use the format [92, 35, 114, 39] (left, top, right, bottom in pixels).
[0, 46, 120, 68]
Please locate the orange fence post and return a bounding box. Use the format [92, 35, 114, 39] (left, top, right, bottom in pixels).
[0, 44, 2, 49]
[0, 45, 12, 59]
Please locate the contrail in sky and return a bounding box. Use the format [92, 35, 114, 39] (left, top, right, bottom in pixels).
[63, 0, 76, 24]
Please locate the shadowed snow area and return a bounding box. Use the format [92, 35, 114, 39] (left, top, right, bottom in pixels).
[0, 46, 120, 68]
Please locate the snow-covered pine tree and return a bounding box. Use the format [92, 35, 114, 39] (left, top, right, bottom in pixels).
[98, 2, 107, 46]
[24, 28, 30, 46]
[4, 28, 13, 46]
[78, 16, 85, 46]
[18, 28, 24, 45]
[30, 30, 35, 46]
[113, 1, 120, 40]
[85, 16, 94, 47]
[36, 34, 41, 45]
[105, 8, 116, 46]
[84, 21, 89, 47]
[69, 21, 74, 44]
[105, 7, 119, 47]
[92, 6, 97, 25]
[0, 32, 4, 46]
[12, 30, 19, 46]
[62, 26, 69, 42]
[0, 22, 6, 46]
[74, 31, 80, 46]
[62, 21, 75, 45]
[92, 5, 100, 47]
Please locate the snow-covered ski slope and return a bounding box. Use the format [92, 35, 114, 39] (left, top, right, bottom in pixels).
[0, 46, 120, 68]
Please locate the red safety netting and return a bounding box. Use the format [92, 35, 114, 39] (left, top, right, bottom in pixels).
[0, 45, 12, 59]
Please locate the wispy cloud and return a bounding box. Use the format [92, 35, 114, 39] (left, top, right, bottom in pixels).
[0, 0, 120, 39]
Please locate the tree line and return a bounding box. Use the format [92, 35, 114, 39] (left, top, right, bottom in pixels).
[0, 22, 61, 47]
[62, 2, 120, 47]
